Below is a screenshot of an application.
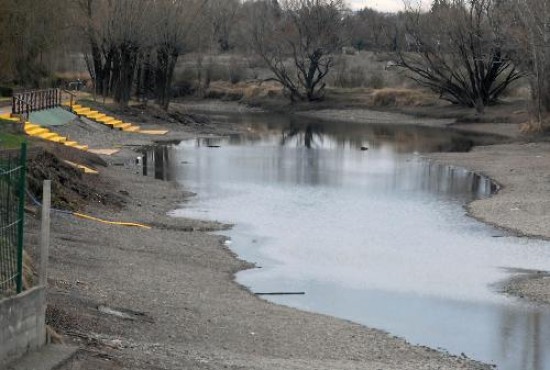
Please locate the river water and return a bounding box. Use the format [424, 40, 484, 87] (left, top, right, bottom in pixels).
[158, 113, 550, 370]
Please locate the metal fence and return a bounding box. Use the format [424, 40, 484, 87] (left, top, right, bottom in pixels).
[0, 143, 27, 297]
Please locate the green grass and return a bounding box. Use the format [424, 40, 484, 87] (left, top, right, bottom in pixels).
[0, 119, 26, 149]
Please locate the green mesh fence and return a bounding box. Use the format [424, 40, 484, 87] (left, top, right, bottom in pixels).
[0, 143, 27, 297]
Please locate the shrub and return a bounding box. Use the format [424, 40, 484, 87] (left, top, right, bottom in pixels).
[228, 58, 245, 84]
[372, 88, 435, 107]
[0, 86, 13, 97]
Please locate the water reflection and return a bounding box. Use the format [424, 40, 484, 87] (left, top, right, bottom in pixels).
[281, 124, 324, 149]
[143, 140, 495, 196]
[140, 145, 176, 181]
[398, 162, 497, 201]
[495, 307, 550, 370]
[163, 113, 550, 369]
[193, 113, 501, 154]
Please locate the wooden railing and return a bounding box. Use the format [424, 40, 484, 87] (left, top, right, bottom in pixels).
[11, 89, 63, 116]
[11, 97, 33, 123]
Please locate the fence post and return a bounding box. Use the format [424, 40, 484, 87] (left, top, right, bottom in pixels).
[15, 143, 27, 293]
[39, 180, 51, 287]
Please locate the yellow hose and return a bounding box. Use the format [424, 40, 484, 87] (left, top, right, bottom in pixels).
[73, 212, 152, 230]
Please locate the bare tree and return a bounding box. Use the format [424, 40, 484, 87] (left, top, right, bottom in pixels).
[79, 0, 153, 106]
[348, 8, 395, 51]
[205, 0, 241, 52]
[80, 0, 207, 108]
[396, 0, 522, 113]
[249, 0, 347, 102]
[508, 0, 550, 127]
[0, 0, 67, 86]
[150, 0, 205, 109]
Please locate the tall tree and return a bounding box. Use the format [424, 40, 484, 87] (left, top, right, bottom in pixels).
[508, 0, 550, 127]
[80, 0, 152, 106]
[205, 0, 241, 52]
[0, 0, 67, 86]
[249, 0, 347, 102]
[396, 0, 521, 112]
[150, 0, 207, 109]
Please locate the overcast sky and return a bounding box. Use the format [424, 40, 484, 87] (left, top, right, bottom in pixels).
[348, 0, 404, 12]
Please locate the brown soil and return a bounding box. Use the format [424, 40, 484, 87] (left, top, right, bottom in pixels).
[26, 149, 123, 211]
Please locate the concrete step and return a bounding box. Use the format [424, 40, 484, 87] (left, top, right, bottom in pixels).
[73, 144, 89, 151]
[5, 345, 78, 370]
[84, 112, 103, 118]
[90, 114, 108, 120]
[37, 133, 59, 140]
[96, 116, 117, 124]
[80, 112, 100, 118]
[25, 128, 49, 136]
[124, 126, 140, 132]
[48, 136, 67, 143]
[113, 122, 131, 130]
[74, 109, 92, 115]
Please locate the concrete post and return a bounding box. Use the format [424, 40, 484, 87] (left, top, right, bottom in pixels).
[39, 180, 51, 286]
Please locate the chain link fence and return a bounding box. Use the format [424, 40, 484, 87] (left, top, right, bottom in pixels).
[0, 143, 27, 297]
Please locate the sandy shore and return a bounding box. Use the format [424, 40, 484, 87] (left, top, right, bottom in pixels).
[24, 108, 492, 369]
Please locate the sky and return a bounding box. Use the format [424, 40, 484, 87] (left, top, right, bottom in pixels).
[348, 0, 405, 12]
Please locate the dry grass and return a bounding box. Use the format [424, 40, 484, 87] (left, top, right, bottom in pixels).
[520, 119, 544, 134]
[371, 88, 437, 107]
[205, 80, 283, 101]
[327, 52, 413, 90]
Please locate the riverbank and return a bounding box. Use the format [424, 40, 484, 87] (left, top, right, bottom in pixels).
[28, 106, 491, 369]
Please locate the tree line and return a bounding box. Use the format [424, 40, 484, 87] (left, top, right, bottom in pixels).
[1, 0, 550, 125]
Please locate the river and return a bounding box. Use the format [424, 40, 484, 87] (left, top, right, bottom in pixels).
[149, 113, 550, 370]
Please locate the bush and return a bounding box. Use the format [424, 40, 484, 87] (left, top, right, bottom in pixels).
[366, 74, 385, 89]
[0, 86, 13, 97]
[228, 58, 245, 84]
[371, 88, 435, 107]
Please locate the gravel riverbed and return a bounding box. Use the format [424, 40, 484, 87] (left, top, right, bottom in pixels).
[26, 104, 494, 369]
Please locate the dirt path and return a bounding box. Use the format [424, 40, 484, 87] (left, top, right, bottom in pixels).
[24, 107, 491, 369]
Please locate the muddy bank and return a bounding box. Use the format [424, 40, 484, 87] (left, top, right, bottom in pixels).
[21, 106, 492, 370]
